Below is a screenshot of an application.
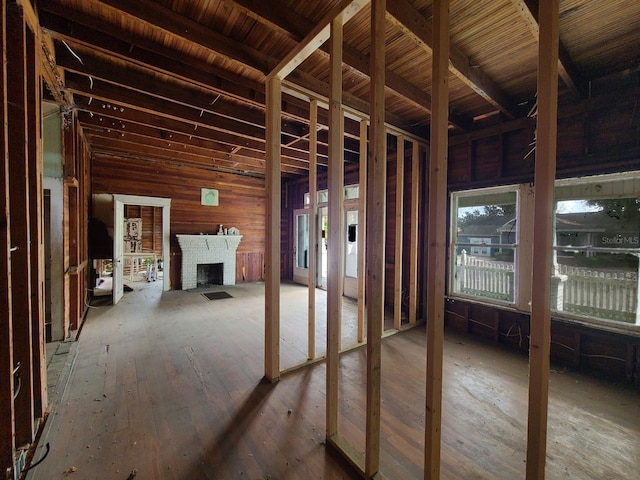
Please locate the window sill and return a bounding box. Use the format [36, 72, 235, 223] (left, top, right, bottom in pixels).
[446, 293, 524, 313]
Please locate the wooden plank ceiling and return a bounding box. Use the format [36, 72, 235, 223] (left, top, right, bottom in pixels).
[38, 0, 640, 178]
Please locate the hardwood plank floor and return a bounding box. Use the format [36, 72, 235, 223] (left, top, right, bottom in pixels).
[28, 281, 639, 479]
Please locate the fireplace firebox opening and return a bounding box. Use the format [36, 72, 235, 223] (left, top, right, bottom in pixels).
[197, 263, 224, 287]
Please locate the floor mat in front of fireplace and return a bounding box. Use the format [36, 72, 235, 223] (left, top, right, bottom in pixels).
[203, 291, 233, 300]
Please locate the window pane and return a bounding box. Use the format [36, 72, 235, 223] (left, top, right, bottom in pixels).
[345, 210, 358, 278]
[553, 197, 639, 324]
[452, 189, 517, 304]
[295, 213, 309, 269]
[453, 248, 515, 302]
[344, 185, 359, 200]
[456, 191, 517, 247]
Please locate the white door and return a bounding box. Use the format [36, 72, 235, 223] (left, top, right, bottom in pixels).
[343, 208, 359, 298]
[112, 198, 125, 304]
[293, 209, 310, 285]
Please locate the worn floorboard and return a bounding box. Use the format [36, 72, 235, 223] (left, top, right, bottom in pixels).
[28, 281, 639, 479]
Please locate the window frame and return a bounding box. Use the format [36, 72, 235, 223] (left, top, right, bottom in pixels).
[449, 184, 521, 307]
[448, 172, 640, 331]
[551, 172, 640, 328]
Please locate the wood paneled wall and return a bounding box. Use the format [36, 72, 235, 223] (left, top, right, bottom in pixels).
[91, 156, 266, 287]
[0, 0, 11, 470]
[448, 77, 640, 190]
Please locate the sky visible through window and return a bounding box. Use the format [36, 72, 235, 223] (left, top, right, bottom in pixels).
[458, 199, 601, 219]
[556, 200, 601, 214]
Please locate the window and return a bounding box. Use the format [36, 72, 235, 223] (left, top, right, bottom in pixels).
[304, 185, 358, 206]
[553, 173, 639, 325]
[449, 172, 640, 329]
[303, 185, 361, 283]
[450, 186, 518, 304]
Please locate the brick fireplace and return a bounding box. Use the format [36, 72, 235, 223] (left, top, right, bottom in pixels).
[176, 234, 242, 289]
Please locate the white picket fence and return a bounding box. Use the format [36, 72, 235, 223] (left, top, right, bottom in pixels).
[558, 265, 637, 322]
[455, 252, 514, 301]
[455, 251, 638, 322]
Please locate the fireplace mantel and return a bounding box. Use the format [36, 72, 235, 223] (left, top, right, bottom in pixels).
[177, 234, 242, 289]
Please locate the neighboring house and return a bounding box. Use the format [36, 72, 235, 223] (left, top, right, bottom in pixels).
[462, 211, 640, 259]
[553, 211, 639, 252]
[458, 215, 515, 257]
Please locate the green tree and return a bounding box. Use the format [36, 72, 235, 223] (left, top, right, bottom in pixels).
[586, 198, 639, 220]
[458, 204, 515, 228]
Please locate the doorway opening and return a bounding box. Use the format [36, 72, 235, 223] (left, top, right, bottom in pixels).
[111, 195, 171, 304]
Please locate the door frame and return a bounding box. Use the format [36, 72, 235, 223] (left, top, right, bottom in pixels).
[113, 194, 171, 304]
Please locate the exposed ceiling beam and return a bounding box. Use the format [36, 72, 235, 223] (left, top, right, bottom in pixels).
[85, 134, 280, 174]
[40, 7, 267, 106]
[221, 0, 311, 40]
[74, 101, 327, 167]
[227, 0, 467, 129]
[283, 80, 429, 145]
[339, 44, 471, 130]
[65, 73, 271, 140]
[511, 0, 587, 98]
[54, 41, 367, 152]
[79, 111, 232, 156]
[386, 0, 518, 119]
[269, 0, 369, 80]
[97, 0, 276, 75]
[55, 46, 266, 129]
[63, 63, 341, 150]
[283, 75, 428, 139]
[73, 94, 265, 152]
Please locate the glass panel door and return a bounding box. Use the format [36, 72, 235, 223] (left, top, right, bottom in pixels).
[343, 209, 359, 298]
[293, 209, 310, 285]
[318, 207, 328, 289]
